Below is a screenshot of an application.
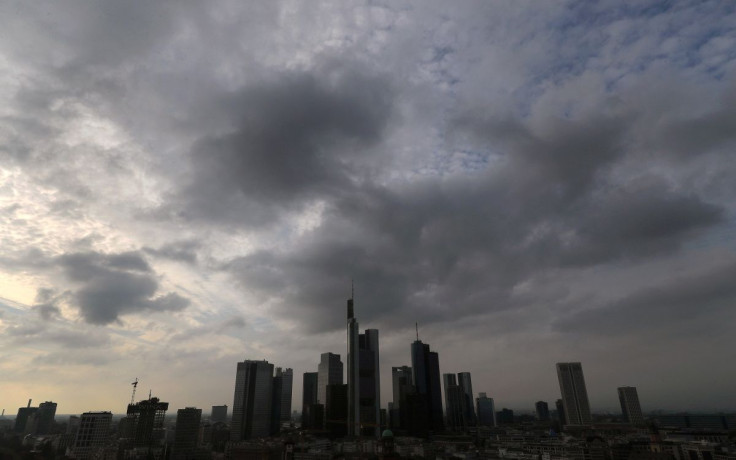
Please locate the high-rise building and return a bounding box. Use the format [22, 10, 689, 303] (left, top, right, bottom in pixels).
[302, 372, 319, 428]
[457, 372, 476, 426]
[124, 397, 169, 448]
[279, 368, 293, 422]
[359, 329, 380, 437]
[69, 412, 112, 460]
[347, 294, 360, 437]
[34, 401, 57, 435]
[555, 399, 566, 425]
[211, 405, 228, 424]
[232, 360, 274, 441]
[556, 362, 592, 425]
[173, 407, 201, 460]
[476, 393, 496, 427]
[14, 402, 37, 433]
[443, 374, 464, 430]
[497, 408, 514, 424]
[391, 366, 413, 429]
[318, 353, 343, 406]
[326, 384, 348, 438]
[411, 338, 443, 431]
[618, 386, 644, 425]
[535, 401, 550, 421]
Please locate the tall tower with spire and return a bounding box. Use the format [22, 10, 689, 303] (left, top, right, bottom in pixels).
[347, 283, 360, 437]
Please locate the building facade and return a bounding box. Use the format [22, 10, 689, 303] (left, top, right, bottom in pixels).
[618, 386, 644, 425]
[232, 360, 275, 441]
[173, 407, 201, 460]
[69, 412, 112, 460]
[556, 362, 592, 425]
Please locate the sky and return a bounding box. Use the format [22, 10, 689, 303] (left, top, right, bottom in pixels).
[1, 0, 736, 417]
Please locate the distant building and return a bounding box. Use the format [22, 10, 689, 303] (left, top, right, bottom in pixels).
[34, 401, 57, 435]
[457, 373, 476, 426]
[535, 401, 550, 421]
[411, 339, 444, 432]
[444, 374, 465, 431]
[326, 384, 348, 438]
[231, 360, 274, 441]
[318, 353, 343, 407]
[618, 386, 644, 425]
[69, 412, 112, 460]
[211, 405, 228, 424]
[15, 405, 38, 433]
[390, 366, 413, 429]
[124, 397, 169, 448]
[556, 362, 592, 425]
[173, 407, 201, 459]
[359, 329, 380, 437]
[302, 372, 319, 428]
[279, 368, 293, 422]
[476, 393, 496, 427]
[497, 408, 514, 424]
[347, 295, 360, 437]
[555, 399, 566, 425]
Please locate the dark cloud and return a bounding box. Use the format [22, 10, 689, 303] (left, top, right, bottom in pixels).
[170, 64, 395, 226]
[143, 240, 200, 264]
[57, 251, 189, 325]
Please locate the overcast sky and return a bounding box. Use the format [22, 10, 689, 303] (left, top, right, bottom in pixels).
[1, 1, 736, 417]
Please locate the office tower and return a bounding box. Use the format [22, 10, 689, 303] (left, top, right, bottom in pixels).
[232, 360, 274, 441]
[444, 374, 464, 430]
[535, 401, 550, 421]
[618, 386, 644, 425]
[69, 412, 112, 460]
[302, 372, 319, 428]
[359, 329, 380, 437]
[125, 397, 169, 447]
[318, 353, 343, 406]
[411, 337, 443, 431]
[555, 399, 566, 426]
[272, 369, 284, 435]
[347, 294, 360, 437]
[32, 401, 57, 435]
[14, 400, 37, 433]
[476, 393, 496, 427]
[173, 407, 201, 460]
[391, 366, 413, 429]
[280, 368, 293, 422]
[497, 408, 514, 424]
[556, 362, 592, 425]
[457, 373, 476, 426]
[211, 405, 228, 424]
[326, 384, 348, 438]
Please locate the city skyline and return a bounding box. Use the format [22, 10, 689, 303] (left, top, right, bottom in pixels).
[2, 1, 736, 416]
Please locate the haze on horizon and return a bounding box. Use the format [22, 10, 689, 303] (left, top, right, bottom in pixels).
[1, 1, 736, 417]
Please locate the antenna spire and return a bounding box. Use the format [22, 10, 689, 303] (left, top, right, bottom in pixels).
[416, 322, 419, 341]
[130, 378, 138, 405]
[351, 279, 354, 300]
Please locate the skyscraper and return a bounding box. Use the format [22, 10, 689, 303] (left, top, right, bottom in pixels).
[124, 397, 169, 448]
[535, 401, 550, 421]
[347, 294, 360, 437]
[279, 368, 293, 422]
[443, 374, 464, 430]
[302, 372, 318, 428]
[476, 393, 496, 427]
[14, 400, 37, 433]
[69, 412, 112, 460]
[391, 366, 413, 429]
[411, 337, 443, 431]
[318, 353, 343, 406]
[35, 401, 57, 435]
[211, 405, 228, 424]
[232, 360, 274, 440]
[359, 329, 380, 437]
[618, 386, 644, 425]
[556, 362, 592, 425]
[457, 372, 476, 426]
[555, 399, 566, 425]
[172, 407, 201, 460]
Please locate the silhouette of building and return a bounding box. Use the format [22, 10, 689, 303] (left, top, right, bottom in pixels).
[326, 384, 348, 438]
[618, 386, 644, 425]
[279, 368, 293, 422]
[497, 408, 514, 424]
[390, 366, 413, 429]
[69, 412, 112, 460]
[347, 294, 360, 437]
[444, 374, 465, 430]
[411, 338, 443, 432]
[211, 405, 227, 424]
[535, 401, 550, 421]
[302, 372, 319, 428]
[14, 400, 37, 433]
[359, 329, 380, 437]
[173, 407, 201, 460]
[32, 401, 57, 435]
[476, 393, 496, 427]
[555, 399, 566, 425]
[231, 360, 274, 441]
[457, 373, 476, 426]
[556, 362, 591, 425]
[318, 353, 343, 407]
[125, 397, 169, 448]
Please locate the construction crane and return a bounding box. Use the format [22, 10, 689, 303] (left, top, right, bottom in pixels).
[130, 378, 138, 405]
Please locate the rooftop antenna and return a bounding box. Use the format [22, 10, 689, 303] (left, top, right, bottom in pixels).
[148, 389, 152, 400]
[27, 399, 32, 408]
[130, 378, 138, 405]
[416, 322, 419, 341]
[351, 279, 354, 300]
[1, 409, 5, 417]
